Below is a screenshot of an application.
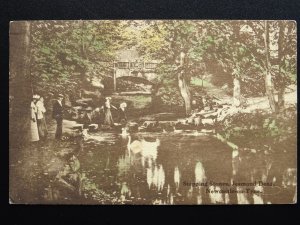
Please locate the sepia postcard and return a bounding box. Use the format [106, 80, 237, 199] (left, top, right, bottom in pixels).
[9, 20, 297, 204]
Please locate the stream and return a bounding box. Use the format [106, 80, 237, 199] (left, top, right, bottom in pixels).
[75, 130, 296, 204]
[10, 129, 296, 204]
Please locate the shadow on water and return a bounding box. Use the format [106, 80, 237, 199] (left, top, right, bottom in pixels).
[10, 130, 296, 205]
[74, 130, 296, 204]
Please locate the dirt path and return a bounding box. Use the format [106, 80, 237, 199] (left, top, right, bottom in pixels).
[9, 119, 83, 203]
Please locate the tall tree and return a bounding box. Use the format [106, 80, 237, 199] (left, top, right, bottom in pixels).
[177, 51, 192, 115]
[137, 20, 206, 115]
[263, 20, 277, 112]
[276, 20, 297, 111]
[247, 20, 297, 113]
[206, 21, 257, 107]
[9, 21, 32, 147]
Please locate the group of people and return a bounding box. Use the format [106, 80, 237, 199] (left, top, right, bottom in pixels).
[78, 96, 128, 128]
[30, 94, 48, 142]
[30, 93, 63, 142]
[102, 97, 128, 127]
[30, 94, 128, 142]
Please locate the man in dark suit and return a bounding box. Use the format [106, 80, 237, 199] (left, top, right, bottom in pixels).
[52, 94, 64, 140]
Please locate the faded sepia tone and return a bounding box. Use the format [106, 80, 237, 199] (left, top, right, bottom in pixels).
[9, 20, 297, 204]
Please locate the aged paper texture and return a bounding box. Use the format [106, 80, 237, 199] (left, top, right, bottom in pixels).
[9, 20, 297, 204]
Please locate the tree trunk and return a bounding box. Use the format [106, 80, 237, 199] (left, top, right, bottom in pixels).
[178, 72, 191, 116]
[232, 77, 241, 107]
[178, 51, 191, 116]
[277, 21, 285, 112]
[265, 72, 277, 113]
[9, 21, 32, 148]
[277, 87, 285, 110]
[78, 21, 89, 85]
[150, 82, 162, 112]
[263, 21, 277, 113]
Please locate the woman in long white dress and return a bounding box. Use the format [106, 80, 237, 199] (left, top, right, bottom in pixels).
[103, 97, 117, 126]
[30, 95, 39, 142]
[36, 96, 48, 139]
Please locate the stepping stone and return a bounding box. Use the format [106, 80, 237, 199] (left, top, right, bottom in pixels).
[72, 124, 84, 130]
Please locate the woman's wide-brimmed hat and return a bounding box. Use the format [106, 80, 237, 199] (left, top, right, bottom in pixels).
[58, 94, 64, 98]
[33, 94, 40, 99]
[105, 97, 112, 100]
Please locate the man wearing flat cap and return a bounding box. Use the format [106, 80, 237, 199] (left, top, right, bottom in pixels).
[52, 94, 64, 140]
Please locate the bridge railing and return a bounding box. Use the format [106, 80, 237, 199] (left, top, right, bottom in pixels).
[114, 61, 158, 70]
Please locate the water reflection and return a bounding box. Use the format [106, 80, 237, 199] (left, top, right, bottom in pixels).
[195, 162, 206, 183]
[58, 131, 297, 205]
[236, 187, 250, 204]
[282, 168, 297, 187]
[117, 152, 132, 177]
[120, 182, 131, 201]
[208, 185, 224, 204]
[196, 192, 202, 205]
[174, 166, 180, 191]
[146, 164, 165, 192]
[253, 185, 264, 204]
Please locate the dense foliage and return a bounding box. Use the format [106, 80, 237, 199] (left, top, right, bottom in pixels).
[219, 105, 297, 152]
[29, 21, 131, 98]
[10, 20, 297, 117]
